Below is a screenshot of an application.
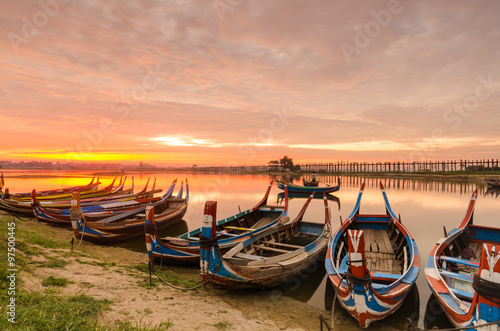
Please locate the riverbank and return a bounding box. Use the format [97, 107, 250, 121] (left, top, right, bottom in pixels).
[0, 214, 414, 331]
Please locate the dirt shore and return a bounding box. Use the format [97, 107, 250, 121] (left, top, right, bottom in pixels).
[1, 213, 413, 331]
[3, 216, 326, 330]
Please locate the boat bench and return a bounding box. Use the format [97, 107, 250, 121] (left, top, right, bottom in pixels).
[254, 244, 290, 254]
[439, 256, 479, 268]
[439, 269, 473, 282]
[450, 288, 474, 300]
[336, 268, 401, 281]
[234, 252, 264, 261]
[265, 241, 303, 249]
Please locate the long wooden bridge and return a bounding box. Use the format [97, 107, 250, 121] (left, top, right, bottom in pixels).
[299, 159, 500, 173]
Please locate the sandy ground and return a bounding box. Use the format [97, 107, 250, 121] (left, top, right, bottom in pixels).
[20, 242, 328, 331]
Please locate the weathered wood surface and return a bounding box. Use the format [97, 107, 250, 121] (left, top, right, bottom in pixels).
[363, 229, 401, 274]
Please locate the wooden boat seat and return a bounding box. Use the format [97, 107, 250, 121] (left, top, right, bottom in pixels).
[265, 241, 303, 249]
[439, 256, 479, 268]
[451, 288, 474, 300]
[439, 269, 473, 283]
[234, 252, 264, 261]
[254, 244, 290, 254]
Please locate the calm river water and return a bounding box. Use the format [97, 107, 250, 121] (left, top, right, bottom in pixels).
[2, 170, 498, 329]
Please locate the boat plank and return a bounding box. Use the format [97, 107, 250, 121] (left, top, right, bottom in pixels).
[364, 228, 373, 252]
[254, 244, 290, 254]
[266, 241, 303, 249]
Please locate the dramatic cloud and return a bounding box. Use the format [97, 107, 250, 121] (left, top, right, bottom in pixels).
[1, 0, 499, 165]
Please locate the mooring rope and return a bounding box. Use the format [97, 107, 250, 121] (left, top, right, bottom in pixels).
[149, 260, 221, 291]
[345, 261, 372, 293]
[472, 274, 500, 305]
[69, 207, 86, 246]
[147, 226, 221, 291]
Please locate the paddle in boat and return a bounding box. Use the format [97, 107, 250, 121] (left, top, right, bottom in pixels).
[198, 191, 331, 288]
[144, 181, 288, 264]
[325, 182, 420, 328]
[425, 189, 500, 329]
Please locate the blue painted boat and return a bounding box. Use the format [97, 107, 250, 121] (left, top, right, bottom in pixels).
[70, 180, 188, 244]
[425, 189, 500, 329]
[325, 182, 420, 328]
[144, 181, 288, 264]
[277, 178, 340, 194]
[198, 192, 331, 288]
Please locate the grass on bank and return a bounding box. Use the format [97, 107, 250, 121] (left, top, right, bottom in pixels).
[0, 214, 174, 330]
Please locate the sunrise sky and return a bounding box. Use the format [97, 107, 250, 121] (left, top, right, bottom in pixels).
[1, 0, 499, 166]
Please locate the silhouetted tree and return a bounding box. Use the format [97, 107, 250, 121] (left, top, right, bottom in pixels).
[280, 156, 294, 170]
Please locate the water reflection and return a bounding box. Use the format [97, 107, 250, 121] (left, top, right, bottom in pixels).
[2, 170, 499, 329]
[320, 284, 421, 330]
[485, 187, 500, 198]
[275, 257, 327, 303]
[423, 294, 454, 329]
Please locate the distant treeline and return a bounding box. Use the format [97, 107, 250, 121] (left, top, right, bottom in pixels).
[0, 160, 159, 171]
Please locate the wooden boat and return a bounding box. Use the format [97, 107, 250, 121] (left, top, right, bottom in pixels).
[277, 178, 340, 194]
[31, 179, 173, 225]
[0, 177, 133, 216]
[303, 179, 319, 187]
[10, 176, 131, 202]
[325, 182, 420, 328]
[198, 191, 330, 288]
[144, 181, 288, 264]
[1, 173, 100, 198]
[70, 180, 188, 244]
[485, 177, 500, 188]
[425, 189, 500, 329]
